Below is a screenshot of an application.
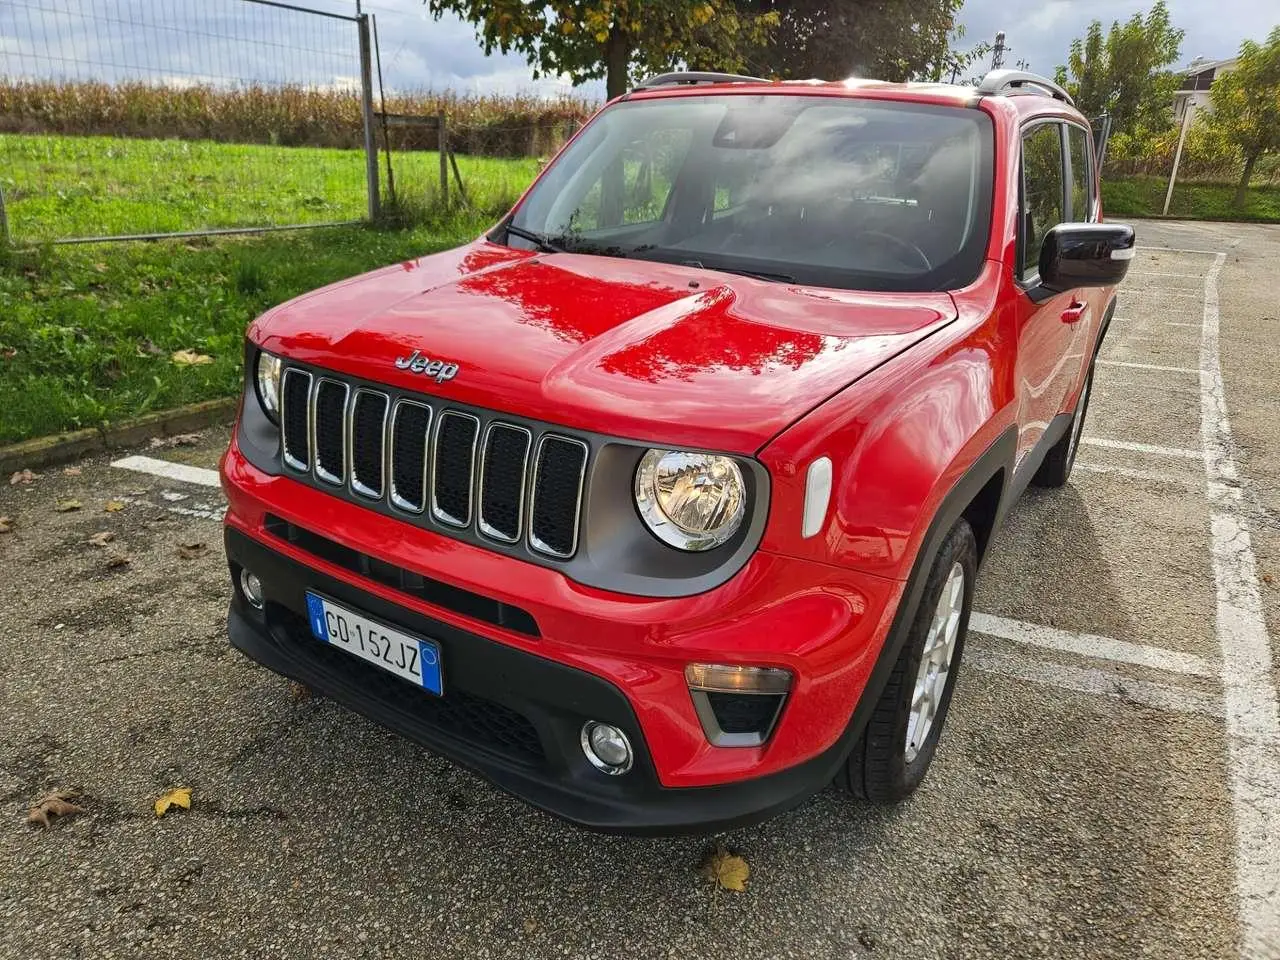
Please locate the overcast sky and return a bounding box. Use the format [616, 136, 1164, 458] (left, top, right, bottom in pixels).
[0, 0, 1274, 98]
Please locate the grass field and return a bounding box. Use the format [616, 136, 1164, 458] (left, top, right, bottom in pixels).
[1102, 175, 1280, 222]
[0, 134, 538, 445]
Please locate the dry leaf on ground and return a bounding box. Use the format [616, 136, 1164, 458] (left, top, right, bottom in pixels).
[87, 531, 115, 547]
[54, 498, 83, 512]
[171, 349, 213, 366]
[104, 500, 126, 513]
[289, 681, 312, 702]
[62, 466, 82, 476]
[10, 469, 40, 485]
[105, 550, 132, 569]
[0, 516, 12, 534]
[27, 789, 85, 828]
[177, 541, 208, 560]
[154, 787, 192, 817]
[700, 846, 750, 892]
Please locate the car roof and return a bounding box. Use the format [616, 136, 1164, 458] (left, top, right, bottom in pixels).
[624, 78, 1087, 124]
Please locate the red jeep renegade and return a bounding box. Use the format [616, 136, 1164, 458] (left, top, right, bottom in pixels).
[221, 69, 1133, 832]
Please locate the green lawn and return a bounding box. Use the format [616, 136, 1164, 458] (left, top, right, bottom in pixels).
[1102, 175, 1280, 222]
[0, 134, 539, 445]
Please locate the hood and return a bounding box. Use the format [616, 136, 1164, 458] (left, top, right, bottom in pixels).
[252, 241, 957, 454]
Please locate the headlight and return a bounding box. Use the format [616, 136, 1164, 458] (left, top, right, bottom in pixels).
[254, 350, 283, 423]
[634, 449, 746, 551]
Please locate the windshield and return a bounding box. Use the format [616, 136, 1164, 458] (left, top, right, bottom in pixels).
[505, 94, 994, 292]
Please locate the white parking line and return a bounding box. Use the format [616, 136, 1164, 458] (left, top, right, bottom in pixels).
[1074, 462, 1202, 487]
[111, 454, 221, 488]
[967, 648, 1222, 718]
[1139, 245, 1231, 255]
[1195, 251, 1280, 955]
[1096, 360, 1198, 374]
[1125, 271, 1206, 280]
[1079, 437, 1204, 460]
[970, 612, 1215, 677]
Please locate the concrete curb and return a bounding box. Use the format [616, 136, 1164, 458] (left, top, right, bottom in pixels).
[0, 397, 238, 475]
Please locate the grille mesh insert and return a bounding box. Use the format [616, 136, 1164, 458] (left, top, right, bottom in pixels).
[479, 425, 530, 542]
[313, 380, 347, 483]
[281, 370, 311, 468]
[350, 392, 388, 497]
[432, 413, 478, 526]
[390, 402, 430, 512]
[530, 437, 587, 558]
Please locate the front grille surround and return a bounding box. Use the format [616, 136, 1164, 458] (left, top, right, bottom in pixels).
[311, 377, 349, 486]
[478, 422, 532, 544]
[388, 399, 432, 515]
[430, 411, 481, 528]
[348, 388, 390, 500]
[280, 368, 313, 472]
[528, 435, 589, 559]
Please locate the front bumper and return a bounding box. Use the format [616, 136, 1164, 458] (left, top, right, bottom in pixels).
[222, 442, 904, 832]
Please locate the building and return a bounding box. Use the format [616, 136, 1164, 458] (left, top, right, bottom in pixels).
[1173, 55, 1238, 121]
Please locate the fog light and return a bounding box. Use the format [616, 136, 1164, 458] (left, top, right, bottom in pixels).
[239, 569, 264, 609]
[580, 721, 633, 775]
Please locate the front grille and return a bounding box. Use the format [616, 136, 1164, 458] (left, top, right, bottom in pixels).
[273, 608, 545, 765]
[278, 364, 589, 561]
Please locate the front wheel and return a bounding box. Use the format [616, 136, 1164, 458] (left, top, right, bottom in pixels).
[843, 518, 977, 803]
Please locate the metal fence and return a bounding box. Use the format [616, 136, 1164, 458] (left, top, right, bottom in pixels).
[0, 0, 379, 244]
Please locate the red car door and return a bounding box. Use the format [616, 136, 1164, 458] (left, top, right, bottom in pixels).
[1012, 120, 1078, 465]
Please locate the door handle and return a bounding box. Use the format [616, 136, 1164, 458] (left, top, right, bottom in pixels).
[1061, 300, 1088, 324]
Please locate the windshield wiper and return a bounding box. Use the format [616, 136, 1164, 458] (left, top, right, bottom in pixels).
[712, 266, 797, 284]
[505, 224, 568, 254]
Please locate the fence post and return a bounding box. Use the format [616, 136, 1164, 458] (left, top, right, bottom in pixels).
[438, 113, 449, 207]
[1163, 102, 1194, 217]
[357, 14, 380, 221]
[0, 181, 9, 246]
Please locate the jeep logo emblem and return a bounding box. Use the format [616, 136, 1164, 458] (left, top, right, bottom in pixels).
[394, 350, 459, 384]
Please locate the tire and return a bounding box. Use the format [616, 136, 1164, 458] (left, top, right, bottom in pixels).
[844, 518, 977, 803]
[1031, 364, 1094, 489]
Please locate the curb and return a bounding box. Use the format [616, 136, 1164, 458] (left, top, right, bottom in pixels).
[0, 397, 239, 475]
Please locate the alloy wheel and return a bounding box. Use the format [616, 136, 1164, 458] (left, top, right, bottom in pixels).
[905, 561, 965, 763]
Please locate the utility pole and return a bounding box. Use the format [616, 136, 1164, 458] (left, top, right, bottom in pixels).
[992, 31, 1007, 70]
[1163, 102, 1195, 216]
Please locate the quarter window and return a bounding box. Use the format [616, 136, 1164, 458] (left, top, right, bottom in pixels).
[1066, 125, 1094, 222]
[1020, 123, 1066, 281]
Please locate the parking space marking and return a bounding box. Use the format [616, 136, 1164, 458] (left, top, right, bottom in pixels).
[967, 648, 1222, 718]
[1096, 359, 1198, 374]
[1080, 437, 1204, 460]
[1125, 271, 1207, 280]
[1074, 462, 1202, 487]
[111, 454, 221, 487]
[970, 613, 1216, 677]
[1139, 245, 1232, 255]
[1195, 251, 1280, 955]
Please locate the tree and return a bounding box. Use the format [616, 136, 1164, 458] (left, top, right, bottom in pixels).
[1053, 1, 1184, 136]
[1209, 27, 1280, 206]
[737, 0, 968, 83]
[426, 1, 778, 100]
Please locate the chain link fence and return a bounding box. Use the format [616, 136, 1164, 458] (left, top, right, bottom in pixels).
[0, 0, 374, 244]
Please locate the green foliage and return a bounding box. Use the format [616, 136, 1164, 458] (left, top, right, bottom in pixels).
[426, 0, 778, 99]
[0, 137, 540, 444]
[1208, 27, 1280, 202]
[1054, 1, 1183, 135]
[734, 0, 968, 83]
[1101, 175, 1280, 221]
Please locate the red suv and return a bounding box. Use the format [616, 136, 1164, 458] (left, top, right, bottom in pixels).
[221, 70, 1133, 832]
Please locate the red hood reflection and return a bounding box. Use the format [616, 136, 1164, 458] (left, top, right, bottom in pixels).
[251, 241, 957, 453]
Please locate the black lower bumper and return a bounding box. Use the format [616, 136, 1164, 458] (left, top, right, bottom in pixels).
[224, 527, 850, 834]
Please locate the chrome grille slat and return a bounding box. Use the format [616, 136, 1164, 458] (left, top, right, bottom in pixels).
[280, 369, 312, 472]
[478, 423, 532, 543]
[311, 378, 349, 485]
[349, 389, 389, 500]
[431, 411, 480, 528]
[528, 435, 588, 559]
[389, 400, 432, 514]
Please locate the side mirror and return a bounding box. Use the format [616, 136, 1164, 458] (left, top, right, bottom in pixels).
[1039, 222, 1136, 293]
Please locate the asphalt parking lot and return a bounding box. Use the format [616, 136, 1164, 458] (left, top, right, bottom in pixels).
[1, 219, 1278, 960]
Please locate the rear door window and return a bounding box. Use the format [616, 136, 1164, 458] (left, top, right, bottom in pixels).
[1020, 123, 1066, 281]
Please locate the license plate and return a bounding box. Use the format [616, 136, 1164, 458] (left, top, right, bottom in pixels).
[304, 593, 442, 696]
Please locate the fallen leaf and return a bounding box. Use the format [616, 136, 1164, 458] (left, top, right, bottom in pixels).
[700, 846, 750, 892]
[105, 550, 132, 569]
[93, 262, 108, 273]
[1264, 573, 1274, 586]
[522, 918, 538, 935]
[62, 466, 82, 476]
[104, 500, 126, 513]
[288, 681, 312, 702]
[171, 349, 213, 367]
[177, 540, 208, 560]
[154, 787, 192, 817]
[10, 469, 40, 485]
[55, 498, 83, 512]
[87, 531, 115, 547]
[27, 789, 85, 828]
[0, 516, 11, 534]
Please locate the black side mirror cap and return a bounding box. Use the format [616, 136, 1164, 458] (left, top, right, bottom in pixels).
[1039, 222, 1136, 294]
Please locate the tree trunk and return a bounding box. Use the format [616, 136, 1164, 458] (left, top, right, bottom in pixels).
[1234, 153, 1258, 208]
[605, 26, 630, 100]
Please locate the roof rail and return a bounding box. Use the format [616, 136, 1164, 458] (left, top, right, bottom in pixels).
[976, 69, 1074, 106]
[632, 71, 769, 91]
